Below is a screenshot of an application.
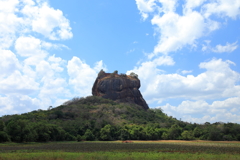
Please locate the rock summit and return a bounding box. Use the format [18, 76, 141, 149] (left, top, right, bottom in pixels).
[92, 70, 149, 110]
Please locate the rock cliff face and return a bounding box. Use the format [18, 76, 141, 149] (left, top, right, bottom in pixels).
[92, 70, 149, 110]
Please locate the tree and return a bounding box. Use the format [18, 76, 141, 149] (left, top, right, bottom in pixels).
[100, 124, 112, 141]
[84, 129, 95, 141]
[193, 127, 202, 138]
[168, 124, 182, 140]
[35, 122, 52, 142]
[65, 132, 76, 141]
[0, 120, 5, 131]
[7, 120, 37, 142]
[76, 135, 82, 142]
[161, 132, 169, 140]
[181, 130, 194, 140]
[208, 128, 222, 141]
[0, 131, 10, 142]
[120, 127, 130, 141]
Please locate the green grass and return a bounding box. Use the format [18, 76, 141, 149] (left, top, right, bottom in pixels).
[1, 151, 240, 160]
[0, 141, 240, 160]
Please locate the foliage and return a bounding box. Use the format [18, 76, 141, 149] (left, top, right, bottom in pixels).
[76, 135, 82, 142]
[0, 131, 10, 142]
[1, 96, 240, 142]
[83, 129, 95, 141]
[129, 72, 138, 79]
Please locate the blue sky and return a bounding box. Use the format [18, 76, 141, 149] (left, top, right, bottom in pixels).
[0, 0, 240, 123]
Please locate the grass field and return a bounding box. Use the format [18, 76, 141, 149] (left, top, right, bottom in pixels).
[0, 140, 240, 160]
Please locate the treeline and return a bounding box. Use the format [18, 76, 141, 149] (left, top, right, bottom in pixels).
[1, 119, 240, 142]
[0, 96, 240, 142]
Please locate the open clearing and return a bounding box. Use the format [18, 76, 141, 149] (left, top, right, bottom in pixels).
[0, 140, 240, 160]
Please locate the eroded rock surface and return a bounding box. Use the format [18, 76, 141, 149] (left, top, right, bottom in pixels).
[92, 70, 149, 110]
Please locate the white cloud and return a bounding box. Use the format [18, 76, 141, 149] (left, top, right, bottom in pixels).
[202, 0, 240, 19]
[0, 70, 39, 95]
[0, 0, 23, 49]
[0, 0, 74, 116]
[0, 94, 41, 116]
[135, 0, 156, 20]
[135, 0, 239, 58]
[158, 0, 178, 13]
[67, 57, 107, 97]
[181, 70, 193, 75]
[0, 49, 21, 78]
[132, 0, 240, 123]
[15, 36, 46, 57]
[159, 96, 240, 123]
[129, 58, 240, 103]
[184, 0, 207, 11]
[212, 41, 238, 53]
[21, 1, 72, 40]
[0, 0, 72, 50]
[202, 41, 238, 53]
[150, 10, 205, 58]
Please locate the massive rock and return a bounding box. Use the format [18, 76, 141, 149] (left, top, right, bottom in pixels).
[92, 70, 149, 110]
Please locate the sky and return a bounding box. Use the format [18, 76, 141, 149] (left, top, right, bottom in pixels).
[0, 0, 240, 123]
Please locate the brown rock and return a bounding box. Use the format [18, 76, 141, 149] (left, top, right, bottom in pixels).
[92, 70, 149, 110]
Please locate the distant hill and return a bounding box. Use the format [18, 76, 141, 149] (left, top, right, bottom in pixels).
[1, 96, 240, 142]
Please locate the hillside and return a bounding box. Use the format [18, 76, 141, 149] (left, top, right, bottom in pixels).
[0, 96, 240, 142]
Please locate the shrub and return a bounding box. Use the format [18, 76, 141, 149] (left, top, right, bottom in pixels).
[129, 72, 138, 79]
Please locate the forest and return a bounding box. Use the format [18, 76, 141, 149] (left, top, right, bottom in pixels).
[0, 96, 240, 143]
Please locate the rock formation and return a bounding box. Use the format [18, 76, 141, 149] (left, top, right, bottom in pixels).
[92, 70, 149, 110]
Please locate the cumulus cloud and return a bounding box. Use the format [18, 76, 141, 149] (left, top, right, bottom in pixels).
[202, 0, 240, 19]
[0, 49, 21, 78]
[135, 0, 239, 58]
[132, 0, 240, 123]
[150, 11, 205, 58]
[21, 0, 73, 40]
[0, 0, 75, 116]
[135, 0, 156, 20]
[159, 96, 240, 123]
[130, 58, 239, 124]
[128, 58, 240, 120]
[67, 57, 107, 97]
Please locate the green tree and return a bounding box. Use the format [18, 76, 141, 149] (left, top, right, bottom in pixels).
[161, 132, 169, 140]
[65, 132, 76, 141]
[208, 128, 222, 141]
[7, 120, 37, 142]
[0, 120, 5, 131]
[120, 127, 130, 141]
[193, 127, 202, 138]
[84, 129, 95, 141]
[0, 131, 10, 142]
[168, 124, 182, 140]
[35, 122, 52, 142]
[76, 135, 82, 142]
[144, 126, 158, 140]
[155, 128, 168, 140]
[181, 130, 194, 140]
[100, 124, 112, 141]
[129, 125, 143, 140]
